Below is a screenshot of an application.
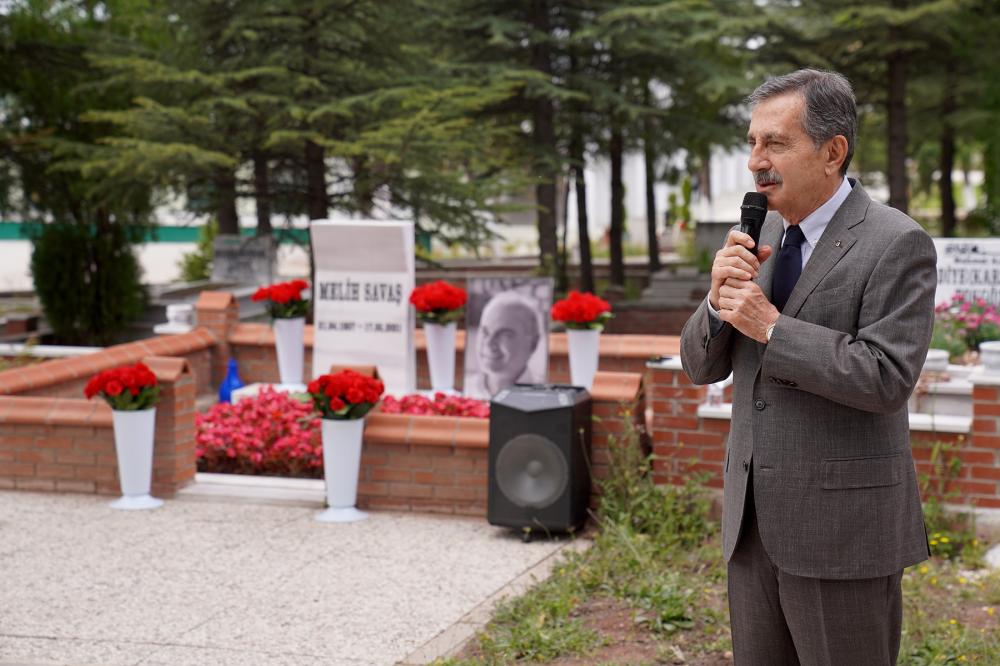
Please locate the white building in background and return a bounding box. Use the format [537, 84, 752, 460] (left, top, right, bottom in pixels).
[490, 146, 756, 256]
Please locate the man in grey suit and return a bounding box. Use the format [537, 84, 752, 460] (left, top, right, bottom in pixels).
[680, 69, 935, 665]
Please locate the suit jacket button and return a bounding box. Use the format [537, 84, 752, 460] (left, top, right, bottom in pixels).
[743, 460, 750, 472]
[754, 398, 766, 410]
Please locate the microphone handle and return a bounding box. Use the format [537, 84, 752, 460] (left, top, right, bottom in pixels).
[739, 219, 763, 256]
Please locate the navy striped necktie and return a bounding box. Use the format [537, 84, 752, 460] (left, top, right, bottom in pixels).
[772, 225, 805, 313]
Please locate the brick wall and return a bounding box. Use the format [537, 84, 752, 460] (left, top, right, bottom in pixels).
[0, 329, 215, 400]
[649, 360, 1000, 509]
[0, 356, 197, 497]
[224, 320, 676, 392]
[354, 371, 645, 516]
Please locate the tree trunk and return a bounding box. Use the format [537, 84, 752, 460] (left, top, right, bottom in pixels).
[571, 129, 594, 293]
[644, 133, 661, 273]
[939, 62, 957, 237]
[353, 156, 375, 217]
[530, 1, 558, 275]
[305, 140, 327, 220]
[887, 13, 909, 214]
[216, 170, 239, 236]
[254, 152, 272, 237]
[609, 120, 625, 288]
[557, 173, 570, 292]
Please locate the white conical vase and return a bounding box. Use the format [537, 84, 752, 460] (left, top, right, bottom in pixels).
[273, 317, 305, 387]
[567, 328, 601, 390]
[316, 418, 368, 523]
[424, 321, 457, 393]
[109, 408, 163, 510]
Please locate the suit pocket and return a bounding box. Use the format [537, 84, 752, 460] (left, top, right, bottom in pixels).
[821, 453, 904, 490]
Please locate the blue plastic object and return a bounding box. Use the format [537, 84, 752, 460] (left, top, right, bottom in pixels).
[218, 358, 244, 403]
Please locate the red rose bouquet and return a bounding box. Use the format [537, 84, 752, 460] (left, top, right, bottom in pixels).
[252, 279, 310, 319]
[551, 291, 613, 330]
[308, 369, 385, 420]
[84, 362, 160, 411]
[409, 281, 467, 325]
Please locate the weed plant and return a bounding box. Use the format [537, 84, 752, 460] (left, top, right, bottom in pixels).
[438, 415, 725, 664]
[439, 427, 1000, 665]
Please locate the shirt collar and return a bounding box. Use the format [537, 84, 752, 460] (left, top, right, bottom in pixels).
[783, 177, 852, 248]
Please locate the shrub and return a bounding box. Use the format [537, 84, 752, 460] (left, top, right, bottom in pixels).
[177, 219, 217, 281]
[196, 387, 322, 478]
[29, 222, 146, 345]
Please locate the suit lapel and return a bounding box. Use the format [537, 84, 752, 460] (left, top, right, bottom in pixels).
[780, 181, 870, 318]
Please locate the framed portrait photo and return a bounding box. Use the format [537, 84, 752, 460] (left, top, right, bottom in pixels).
[462, 277, 553, 400]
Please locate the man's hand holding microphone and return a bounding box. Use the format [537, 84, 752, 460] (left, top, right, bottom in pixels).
[710, 193, 781, 344]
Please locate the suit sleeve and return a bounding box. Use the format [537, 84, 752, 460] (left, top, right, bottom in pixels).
[760, 227, 936, 413]
[680, 298, 736, 385]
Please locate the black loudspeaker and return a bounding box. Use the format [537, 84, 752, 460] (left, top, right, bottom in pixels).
[488, 384, 592, 537]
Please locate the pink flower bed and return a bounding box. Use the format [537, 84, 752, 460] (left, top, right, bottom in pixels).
[380, 393, 489, 418]
[196, 389, 489, 479]
[196, 387, 323, 478]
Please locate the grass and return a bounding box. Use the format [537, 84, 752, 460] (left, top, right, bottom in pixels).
[435, 425, 1000, 665]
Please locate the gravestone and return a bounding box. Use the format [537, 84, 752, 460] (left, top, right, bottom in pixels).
[933, 238, 1000, 306]
[310, 220, 415, 395]
[211, 236, 275, 285]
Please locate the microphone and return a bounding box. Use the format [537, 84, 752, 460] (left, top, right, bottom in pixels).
[739, 192, 768, 256]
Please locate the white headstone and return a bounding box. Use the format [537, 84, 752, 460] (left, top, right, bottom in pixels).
[310, 220, 415, 395]
[933, 238, 1000, 307]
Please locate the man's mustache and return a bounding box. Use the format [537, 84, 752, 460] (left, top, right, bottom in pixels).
[754, 170, 783, 185]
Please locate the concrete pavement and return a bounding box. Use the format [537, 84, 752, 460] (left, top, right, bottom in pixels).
[0, 486, 578, 665]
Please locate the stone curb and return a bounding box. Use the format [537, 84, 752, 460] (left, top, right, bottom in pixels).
[397, 537, 592, 665]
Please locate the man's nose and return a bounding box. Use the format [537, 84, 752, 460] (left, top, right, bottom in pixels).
[748, 146, 770, 173]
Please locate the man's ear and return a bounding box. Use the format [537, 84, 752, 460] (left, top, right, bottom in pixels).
[825, 135, 849, 176]
[529, 334, 541, 352]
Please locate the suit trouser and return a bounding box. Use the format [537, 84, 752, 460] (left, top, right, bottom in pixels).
[728, 476, 903, 666]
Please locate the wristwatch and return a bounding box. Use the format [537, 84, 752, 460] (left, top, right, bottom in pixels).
[765, 322, 776, 343]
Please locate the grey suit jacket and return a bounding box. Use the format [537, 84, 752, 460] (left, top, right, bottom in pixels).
[680, 181, 934, 580]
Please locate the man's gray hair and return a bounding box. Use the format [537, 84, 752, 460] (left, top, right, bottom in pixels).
[748, 69, 857, 176]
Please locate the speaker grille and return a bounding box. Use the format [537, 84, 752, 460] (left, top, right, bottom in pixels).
[495, 433, 569, 509]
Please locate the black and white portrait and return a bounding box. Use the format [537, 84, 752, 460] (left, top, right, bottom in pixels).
[463, 277, 553, 400]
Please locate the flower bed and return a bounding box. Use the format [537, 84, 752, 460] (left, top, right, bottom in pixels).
[932, 294, 1000, 361]
[380, 392, 489, 418]
[196, 389, 489, 479]
[196, 387, 323, 478]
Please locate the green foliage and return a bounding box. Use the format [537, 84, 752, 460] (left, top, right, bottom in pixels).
[473, 572, 602, 663]
[900, 558, 1000, 664]
[29, 222, 146, 345]
[916, 439, 980, 563]
[101, 385, 160, 411]
[177, 219, 217, 282]
[598, 413, 715, 553]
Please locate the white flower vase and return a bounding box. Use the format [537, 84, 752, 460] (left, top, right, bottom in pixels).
[109, 408, 163, 510]
[567, 328, 602, 390]
[273, 317, 305, 388]
[981, 341, 1000, 373]
[424, 321, 457, 393]
[316, 417, 368, 523]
